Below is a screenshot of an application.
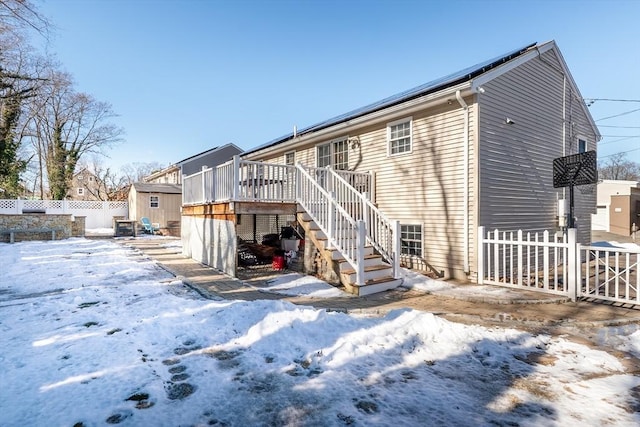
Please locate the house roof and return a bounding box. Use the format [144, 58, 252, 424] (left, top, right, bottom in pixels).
[243, 42, 538, 156]
[177, 142, 244, 165]
[143, 164, 180, 182]
[131, 182, 182, 194]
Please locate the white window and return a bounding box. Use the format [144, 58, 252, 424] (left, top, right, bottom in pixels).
[150, 196, 159, 208]
[578, 137, 587, 153]
[77, 175, 84, 180]
[77, 188, 84, 196]
[400, 224, 422, 257]
[317, 137, 349, 170]
[388, 118, 412, 155]
[88, 176, 94, 182]
[285, 151, 295, 166]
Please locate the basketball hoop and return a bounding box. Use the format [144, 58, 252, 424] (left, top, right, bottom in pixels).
[552, 151, 598, 228]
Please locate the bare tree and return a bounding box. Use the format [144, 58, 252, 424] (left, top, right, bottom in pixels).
[0, 0, 49, 37]
[599, 153, 640, 181]
[29, 70, 124, 199]
[120, 161, 165, 184]
[0, 0, 49, 197]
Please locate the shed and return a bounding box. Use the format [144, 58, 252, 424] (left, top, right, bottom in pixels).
[128, 183, 182, 236]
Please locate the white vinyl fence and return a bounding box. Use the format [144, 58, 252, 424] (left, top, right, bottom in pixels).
[0, 199, 129, 229]
[478, 226, 639, 305]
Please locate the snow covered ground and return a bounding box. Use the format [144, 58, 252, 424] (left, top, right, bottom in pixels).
[1, 237, 640, 426]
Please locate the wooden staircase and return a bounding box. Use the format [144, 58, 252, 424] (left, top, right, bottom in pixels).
[297, 207, 403, 296]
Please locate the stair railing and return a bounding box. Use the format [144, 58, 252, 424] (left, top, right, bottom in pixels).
[322, 166, 401, 279]
[296, 164, 366, 286]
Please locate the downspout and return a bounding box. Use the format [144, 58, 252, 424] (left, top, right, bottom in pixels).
[456, 90, 470, 273]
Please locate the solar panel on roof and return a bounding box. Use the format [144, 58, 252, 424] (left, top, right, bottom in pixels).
[245, 42, 537, 155]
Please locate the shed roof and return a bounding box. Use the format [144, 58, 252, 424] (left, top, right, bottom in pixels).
[243, 42, 537, 155]
[131, 182, 182, 194]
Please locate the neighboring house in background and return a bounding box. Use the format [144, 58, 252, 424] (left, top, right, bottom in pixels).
[178, 143, 243, 177]
[181, 40, 600, 295]
[144, 164, 181, 185]
[128, 183, 182, 236]
[68, 168, 102, 201]
[592, 180, 640, 235]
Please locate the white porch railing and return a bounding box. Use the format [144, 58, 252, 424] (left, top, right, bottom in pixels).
[182, 155, 398, 287]
[296, 165, 366, 286]
[182, 157, 297, 205]
[183, 156, 374, 206]
[305, 166, 400, 278]
[478, 226, 640, 305]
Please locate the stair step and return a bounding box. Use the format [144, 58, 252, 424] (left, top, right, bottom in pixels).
[341, 264, 391, 275]
[345, 276, 403, 296]
[337, 254, 382, 271]
[327, 246, 374, 259]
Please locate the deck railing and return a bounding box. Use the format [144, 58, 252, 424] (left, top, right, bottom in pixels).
[296, 165, 366, 286]
[183, 157, 296, 204]
[181, 156, 392, 287]
[183, 156, 373, 206]
[304, 166, 399, 278]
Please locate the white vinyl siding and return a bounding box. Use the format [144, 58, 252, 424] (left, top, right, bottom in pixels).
[388, 117, 412, 155]
[257, 102, 474, 279]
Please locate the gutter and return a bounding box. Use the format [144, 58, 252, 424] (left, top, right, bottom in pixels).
[243, 83, 473, 160]
[455, 90, 470, 274]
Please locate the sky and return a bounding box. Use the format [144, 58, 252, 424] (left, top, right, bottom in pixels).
[2, 236, 640, 425]
[34, 0, 640, 173]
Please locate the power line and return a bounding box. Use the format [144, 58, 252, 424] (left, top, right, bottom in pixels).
[599, 125, 640, 129]
[598, 136, 640, 145]
[584, 98, 640, 103]
[599, 147, 640, 159]
[595, 107, 640, 121]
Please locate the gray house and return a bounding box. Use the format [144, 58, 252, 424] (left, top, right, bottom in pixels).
[181, 40, 600, 295]
[179, 143, 243, 177]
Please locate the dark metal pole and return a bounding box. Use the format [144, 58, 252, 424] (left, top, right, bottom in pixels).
[569, 184, 575, 229]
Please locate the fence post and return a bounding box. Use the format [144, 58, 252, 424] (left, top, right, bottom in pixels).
[477, 226, 485, 284]
[517, 230, 523, 285]
[567, 228, 577, 301]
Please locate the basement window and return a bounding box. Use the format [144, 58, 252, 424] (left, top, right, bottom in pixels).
[400, 224, 422, 257]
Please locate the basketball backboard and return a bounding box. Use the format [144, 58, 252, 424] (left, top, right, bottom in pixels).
[553, 150, 597, 188]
